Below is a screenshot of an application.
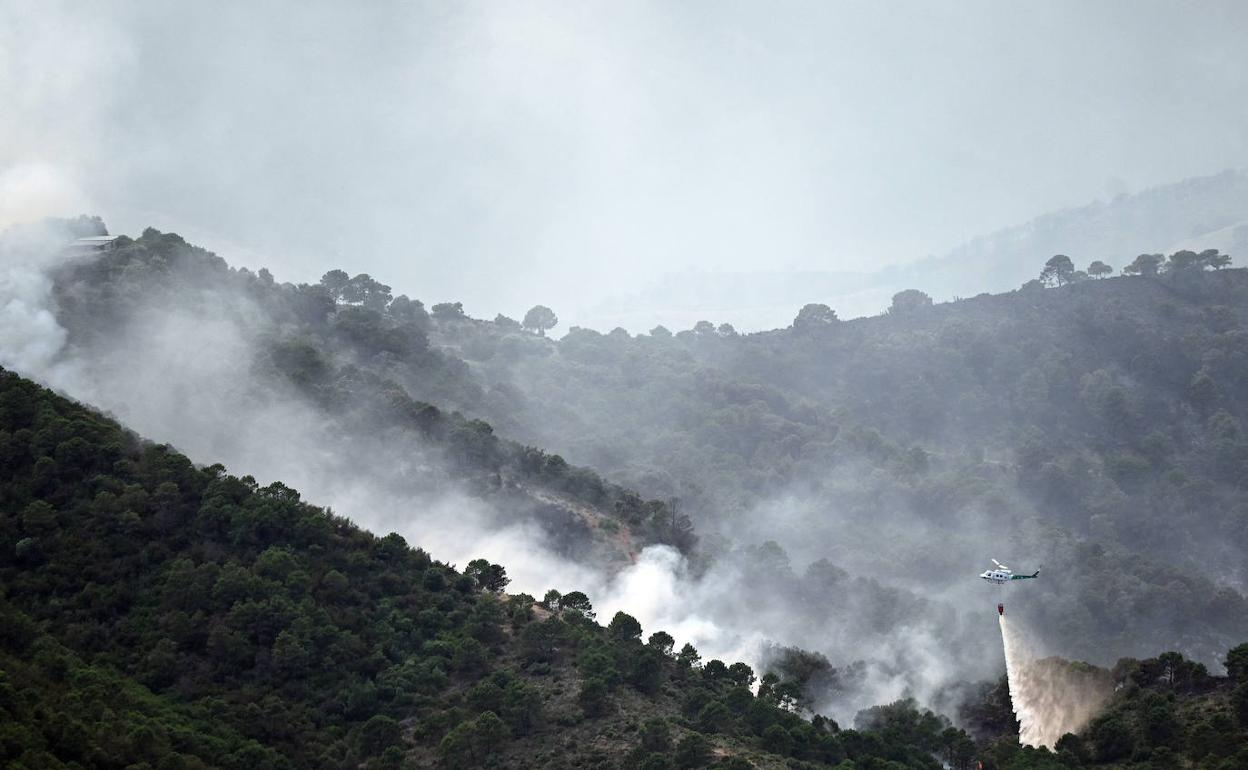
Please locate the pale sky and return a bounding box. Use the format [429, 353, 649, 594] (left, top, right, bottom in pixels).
[3, 0, 1247, 326]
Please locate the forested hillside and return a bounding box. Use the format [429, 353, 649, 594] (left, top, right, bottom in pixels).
[0, 366, 964, 769]
[3, 368, 1248, 769]
[427, 258, 1248, 666]
[460, 258, 1248, 573]
[34, 222, 1248, 708]
[46, 225, 695, 564]
[959, 646, 1248, 770]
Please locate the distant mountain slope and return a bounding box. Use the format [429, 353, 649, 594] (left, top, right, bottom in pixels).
[903, 168, 1248, 301]
[582, 168, 1248, 330]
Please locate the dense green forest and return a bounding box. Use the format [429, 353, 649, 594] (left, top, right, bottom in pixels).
[4, 365, 1248, 769]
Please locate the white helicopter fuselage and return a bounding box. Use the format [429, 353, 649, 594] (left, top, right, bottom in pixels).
[980, 570, 1012, 584]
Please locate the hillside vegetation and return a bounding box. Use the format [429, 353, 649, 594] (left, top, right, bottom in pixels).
[957, 647, 1248, 770]
[0, 366, 966, 770]
[39, 222, 1248, 691]
[425, 259, 1248, 665]
[5, 219, 1248, 768]
[48, 226, 695, 563]
[3, 367, 1247, 769]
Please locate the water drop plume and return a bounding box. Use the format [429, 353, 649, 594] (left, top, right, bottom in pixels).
[999, 614, 1113, 748]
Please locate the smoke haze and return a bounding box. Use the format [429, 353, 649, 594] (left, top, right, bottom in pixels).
[0, 225, 1015, 725]
[4, 1, 1248, 329]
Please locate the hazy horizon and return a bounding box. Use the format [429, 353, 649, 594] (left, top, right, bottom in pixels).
[4, 1, 1248, 330]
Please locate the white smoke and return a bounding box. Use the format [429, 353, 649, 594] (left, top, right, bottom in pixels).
[0, 221, 81, 384]
[0, 259, 66, 374]
[0, 226, 1007, 727]
[0, 226, 757, 669]
[1000, 614, 1112, 748]
[0, 159, 95, 383]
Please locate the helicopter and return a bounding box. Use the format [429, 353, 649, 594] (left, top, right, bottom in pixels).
[979, 558, 1040, 585]
[979, 559, 1040, 615]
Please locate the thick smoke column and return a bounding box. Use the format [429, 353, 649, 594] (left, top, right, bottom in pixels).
[0, 223, 78, 382]
[999, 614, 1112, 748]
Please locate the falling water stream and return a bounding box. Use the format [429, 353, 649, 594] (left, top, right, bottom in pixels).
[999, 614, 1113, 748]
